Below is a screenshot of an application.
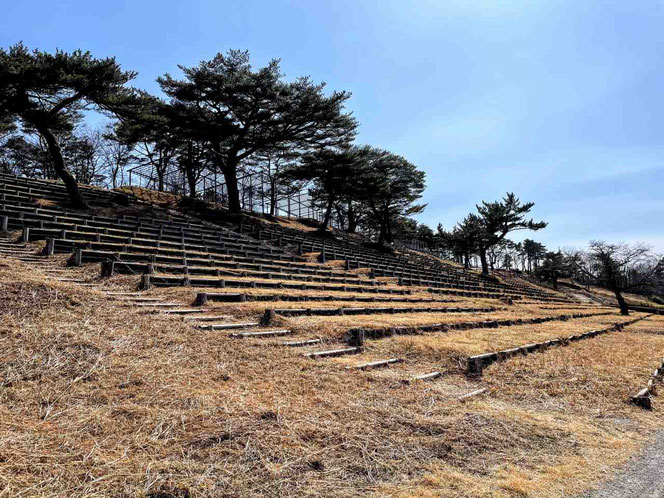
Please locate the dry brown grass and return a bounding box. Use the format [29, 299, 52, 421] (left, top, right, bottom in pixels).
[322, 313, 640, 376]
[281, 304, 611, 338]
[485, 315, 664, 415]
[33, 198, 57, 208]
[2, 255, 664, 497]
[270, 216, 319, 232]
[116, 186, 183, 207]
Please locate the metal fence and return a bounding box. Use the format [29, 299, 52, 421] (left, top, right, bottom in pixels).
[126, 163, 422, 240]
[126, 164, 340, 224]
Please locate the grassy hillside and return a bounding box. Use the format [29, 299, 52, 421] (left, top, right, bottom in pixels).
[2, 249, 664, 497]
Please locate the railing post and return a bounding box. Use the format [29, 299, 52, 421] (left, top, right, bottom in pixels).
[45, 237, 55, 256]
[72, 248, 83, 266]
[139, 274, 152, 290]
[101, 260, 115, 277]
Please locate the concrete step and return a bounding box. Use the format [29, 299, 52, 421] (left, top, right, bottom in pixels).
[196, 322, 261, 331]
[305, 347, 362, 359]
[230, 329, 292, 338]
[282, 339, 321, 347]
[130, 302, 182, 308]
[408, 371, 442, 383]
[346, 358, 402, 370]
[183, 315, 232, 322]
[161, 308, 208, 315]
[112, 297, 164, 302]
[194, 293, 246, 304]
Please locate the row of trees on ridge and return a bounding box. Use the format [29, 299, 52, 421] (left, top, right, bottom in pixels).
[0, 44, 426, 247]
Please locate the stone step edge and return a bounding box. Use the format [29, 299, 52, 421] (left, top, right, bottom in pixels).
[346, 311, 614, 342]
[230, 329, 292, 338]
[305, 347, 363, 359]
[467, 314, 652, 375]
[346, 358, 402, 370]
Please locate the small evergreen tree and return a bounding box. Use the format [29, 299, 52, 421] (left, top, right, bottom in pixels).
[281, 147, 361, 232]
[536, 251, 569, 289]
[522, 239, 547, 272]
[354, 147, 426, 247]
[474, 193, 547, 275]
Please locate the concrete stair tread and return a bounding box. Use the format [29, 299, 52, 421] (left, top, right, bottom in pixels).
[112, 297, 164, 302]
[408, 371, 442, 383]
[183, 315, 232, 321]
[197, 322, 261, 330]
[282, 339, 321, 347]
[346, 358, 403, 370]
[305, 347, 363, 359]
[129, 302, 181, 307]
[161, 308, 208, 314]
[230, 329, 292, 338]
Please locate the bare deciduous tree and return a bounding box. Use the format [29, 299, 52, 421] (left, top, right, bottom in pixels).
[569, 241, 663, 315]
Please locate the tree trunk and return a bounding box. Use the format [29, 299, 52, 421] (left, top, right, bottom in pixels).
[36, 125, 89, 209]
[269, 180, 277, 216]
[613, 289, 629, 315]
[464, 252, 470, 269]
[186, 168, 197, 198]
[479, 248, 489, 275]
[318, 196, 334, 232]
[386, 220, 393, 244]
[378, 224, 387, 247]
[156, 166, 165, 191]
[347, 201, 358, 233]
[334, 204, 346, 231]
[183, 142, 197, 197]
[223, 161, 242, 214]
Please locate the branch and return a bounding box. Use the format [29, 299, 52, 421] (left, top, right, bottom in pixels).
[48, 90, 85, 117]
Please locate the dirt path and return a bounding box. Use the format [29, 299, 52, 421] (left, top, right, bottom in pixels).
[582, 430, 664, 497]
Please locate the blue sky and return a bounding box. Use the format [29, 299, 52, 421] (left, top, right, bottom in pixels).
[2, 0, 662, 251]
